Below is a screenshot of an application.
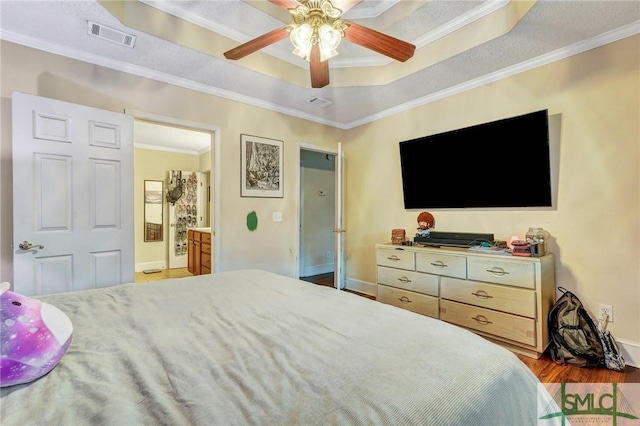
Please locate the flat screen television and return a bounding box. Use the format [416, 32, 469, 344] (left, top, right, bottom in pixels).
[399, 110, 552, 209]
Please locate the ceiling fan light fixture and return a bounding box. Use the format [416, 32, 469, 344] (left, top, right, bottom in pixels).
[287, 0, 347, 63]
[318, 24, 341, 61]
[320, 0, 342, 19]
[290, 23, 314, 60]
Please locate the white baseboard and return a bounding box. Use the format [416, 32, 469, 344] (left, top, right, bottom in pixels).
[345, 277, 377, 298]
[617, 338, 640, 368]
[135, 261, 167, 273]
[301, 263, 334, 277]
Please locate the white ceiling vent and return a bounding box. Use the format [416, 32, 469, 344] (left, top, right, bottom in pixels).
[87, 21, 136, 48]
[307, 97, 333, 108]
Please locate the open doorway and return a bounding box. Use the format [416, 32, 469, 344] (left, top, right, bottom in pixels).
[298, 146, 337, 286]
[127, 110, 221, 282]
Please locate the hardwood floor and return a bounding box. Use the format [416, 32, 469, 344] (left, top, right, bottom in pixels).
[516, 353, 639, 383]
[300, 273, 375, 299]
[301, 273, 640, 383]
[134, 267, 192, 283]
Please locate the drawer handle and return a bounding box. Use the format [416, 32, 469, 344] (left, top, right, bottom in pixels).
[397, 276, 412, 284]
[398, 296, 412, 304]
[486, 267, 509, 276]
[430, 260, 448, 268]
[471, 315, 493, 325]
[387, 255, 401, 262]
[471, 290, 493, 299]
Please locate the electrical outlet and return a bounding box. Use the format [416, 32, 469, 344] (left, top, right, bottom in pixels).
[598, 304, 614, 323]
[326, 251, 332, 260]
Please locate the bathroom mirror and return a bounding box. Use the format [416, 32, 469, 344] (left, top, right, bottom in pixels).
[144, 180, 164, 242]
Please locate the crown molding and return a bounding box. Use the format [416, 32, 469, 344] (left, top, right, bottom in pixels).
[345, 21, 640, 129]
[342, 0, 399, 20]
[2, 20, 638, 131]
[0, 29, 350, 129]
[415, 0, 509, 48]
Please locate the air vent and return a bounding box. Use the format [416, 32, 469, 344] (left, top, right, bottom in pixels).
[307, 97, 333, 108]
[87, 21, 136, 48]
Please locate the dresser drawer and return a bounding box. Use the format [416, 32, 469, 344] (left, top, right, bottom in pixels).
[377, 266, 438, 297]
[467, 257, 535, 289]
[376, 247, 415, 271]
[440, 300, 536, 347]
[440, 277, 535, 318]
[415, 252, 466, 279]
[377, 285, 439, 318]
[201, 232, 211, 244]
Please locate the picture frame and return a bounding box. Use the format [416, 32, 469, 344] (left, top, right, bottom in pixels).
[241, 134, 284, 198]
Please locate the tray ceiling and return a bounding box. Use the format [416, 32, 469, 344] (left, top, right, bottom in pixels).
[1, 0, 639, 130]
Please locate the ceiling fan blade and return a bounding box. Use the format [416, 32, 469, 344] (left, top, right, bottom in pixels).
[332, 0, 364, 14]
[268, 0, 301, 10]
[224, 27, 290, 60]
[344, 22, 415, 62]
[310, 45, 330, 88]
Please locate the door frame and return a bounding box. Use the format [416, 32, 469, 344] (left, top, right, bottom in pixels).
[125, 109, 221, 272]
[296, 142, 342, 288]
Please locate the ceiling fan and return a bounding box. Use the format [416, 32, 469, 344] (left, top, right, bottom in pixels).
[223, 0, 416, 88]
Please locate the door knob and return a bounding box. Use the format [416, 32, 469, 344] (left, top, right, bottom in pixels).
[19, 241, 44, 250]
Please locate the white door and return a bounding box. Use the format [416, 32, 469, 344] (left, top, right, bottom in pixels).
[12, 92, 134, 296]
[168, 170, 206, 269]
[334, 142, 345, 290]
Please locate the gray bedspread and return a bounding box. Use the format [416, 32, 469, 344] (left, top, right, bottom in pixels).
[1, 270, 544, 425]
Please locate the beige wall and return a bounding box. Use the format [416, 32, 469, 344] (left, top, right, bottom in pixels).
[343, 35, 640, 344]
[199, 149, 211, 172]
[0, 35, 638, 353]
[0, 40, 345, 284]
[134, 148, 200, 268]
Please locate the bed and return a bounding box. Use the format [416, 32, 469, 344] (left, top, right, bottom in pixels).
[1, 269, 546, 425]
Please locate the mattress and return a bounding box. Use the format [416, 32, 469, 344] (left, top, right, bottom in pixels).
[1, 269, 546, 425]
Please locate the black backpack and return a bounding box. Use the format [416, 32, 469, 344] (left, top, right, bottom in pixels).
[548, 287, 625, 371]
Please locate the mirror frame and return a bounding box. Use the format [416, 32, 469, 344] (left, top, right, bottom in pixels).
[144, 180, 164, 242]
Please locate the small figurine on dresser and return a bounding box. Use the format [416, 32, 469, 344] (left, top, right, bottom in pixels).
[415, 211, 435, 238]
[391, 229, 406, 245]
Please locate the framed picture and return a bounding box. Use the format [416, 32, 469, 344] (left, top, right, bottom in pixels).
[241, 134, 284, 198]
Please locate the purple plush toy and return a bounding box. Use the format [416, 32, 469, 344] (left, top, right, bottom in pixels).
[1, 282, 73, 387]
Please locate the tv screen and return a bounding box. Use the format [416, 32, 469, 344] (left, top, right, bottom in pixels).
[399, 110, 552, 209]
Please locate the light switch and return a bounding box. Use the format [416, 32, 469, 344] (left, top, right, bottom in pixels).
[273, 212, 282, 222]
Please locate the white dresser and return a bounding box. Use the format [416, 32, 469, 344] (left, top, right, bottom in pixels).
[376, 243, 556, 358]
